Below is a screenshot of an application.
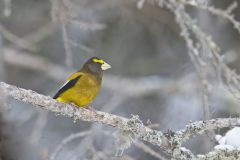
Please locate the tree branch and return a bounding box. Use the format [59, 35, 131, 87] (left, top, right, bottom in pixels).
[1, 81, 240, 159]
[172, 118, 240, 146]
[0, 81, 166, 147]
[197, 149, 240, 160]
[0, 24, 37, 52]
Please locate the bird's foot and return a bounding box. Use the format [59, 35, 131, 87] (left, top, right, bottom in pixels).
[86, 105, 97, 114]
[70, 103, 79, 108]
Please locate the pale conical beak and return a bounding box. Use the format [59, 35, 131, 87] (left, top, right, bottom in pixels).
[101, 62, 111, 70]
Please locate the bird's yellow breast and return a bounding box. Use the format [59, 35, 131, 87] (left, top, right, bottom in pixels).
[57, 73, 101, 107]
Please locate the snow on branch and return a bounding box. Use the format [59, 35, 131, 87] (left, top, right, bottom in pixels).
[172, 118, 240, 146]
[169, 119, 240, 159]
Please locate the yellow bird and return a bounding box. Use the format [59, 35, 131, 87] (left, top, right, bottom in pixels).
[53, 57, 111, 107]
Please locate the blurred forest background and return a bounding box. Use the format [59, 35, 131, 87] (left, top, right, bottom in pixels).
[0, 0, 240, 159]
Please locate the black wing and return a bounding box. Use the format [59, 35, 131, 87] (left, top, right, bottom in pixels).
[53, 76, 81, 99]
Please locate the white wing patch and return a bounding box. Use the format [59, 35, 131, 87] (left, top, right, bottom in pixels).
[60, 80, 70, 90]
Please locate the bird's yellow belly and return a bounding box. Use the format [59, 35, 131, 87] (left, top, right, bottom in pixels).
[57, 77, 101, 107]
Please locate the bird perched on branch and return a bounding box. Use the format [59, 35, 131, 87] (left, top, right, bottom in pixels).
[53, 57, 111, 107]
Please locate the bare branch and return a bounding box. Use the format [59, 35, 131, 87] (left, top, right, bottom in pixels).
[134, 141, 167, 160]
[0, 37, 5, 81]
[69, 19, 106, 31]
[22, 22, 56, 44]
[30, 111, 49, 145]
[0, 24, 37, 52]
[61, 23, 73, 67]
[50, 130, 92, 160]
[183, 1, 240, 34]
[2, 0, 12, 17]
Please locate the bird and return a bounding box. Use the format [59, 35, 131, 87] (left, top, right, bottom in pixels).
[53, 57, 111, 107]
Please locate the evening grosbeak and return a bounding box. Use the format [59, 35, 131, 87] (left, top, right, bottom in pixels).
[53, 57, 111, 107]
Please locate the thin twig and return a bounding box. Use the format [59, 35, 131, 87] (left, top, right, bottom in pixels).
[30, 111, 49, 145]
[62, 23, 73, 67]
[50, 130, 92, 160]
[0, 24, 37, 52]
[134, 141, 167, 160]
[0, 36, 5, 81]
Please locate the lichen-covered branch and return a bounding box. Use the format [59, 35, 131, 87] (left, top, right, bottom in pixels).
[0, 81, 166, 147]
[197, 149, 240, 160]
[170, 118, 240, 159]
[1, 81, 240, 159]
[172, 118, 240, 146]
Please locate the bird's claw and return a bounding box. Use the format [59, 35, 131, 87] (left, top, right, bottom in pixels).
[86, 105, 97, 114]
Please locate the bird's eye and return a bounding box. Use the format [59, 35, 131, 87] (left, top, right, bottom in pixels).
[93, 58, 104, 64]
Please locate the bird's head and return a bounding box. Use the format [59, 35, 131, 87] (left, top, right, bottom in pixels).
[81, 57, 111, 75]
